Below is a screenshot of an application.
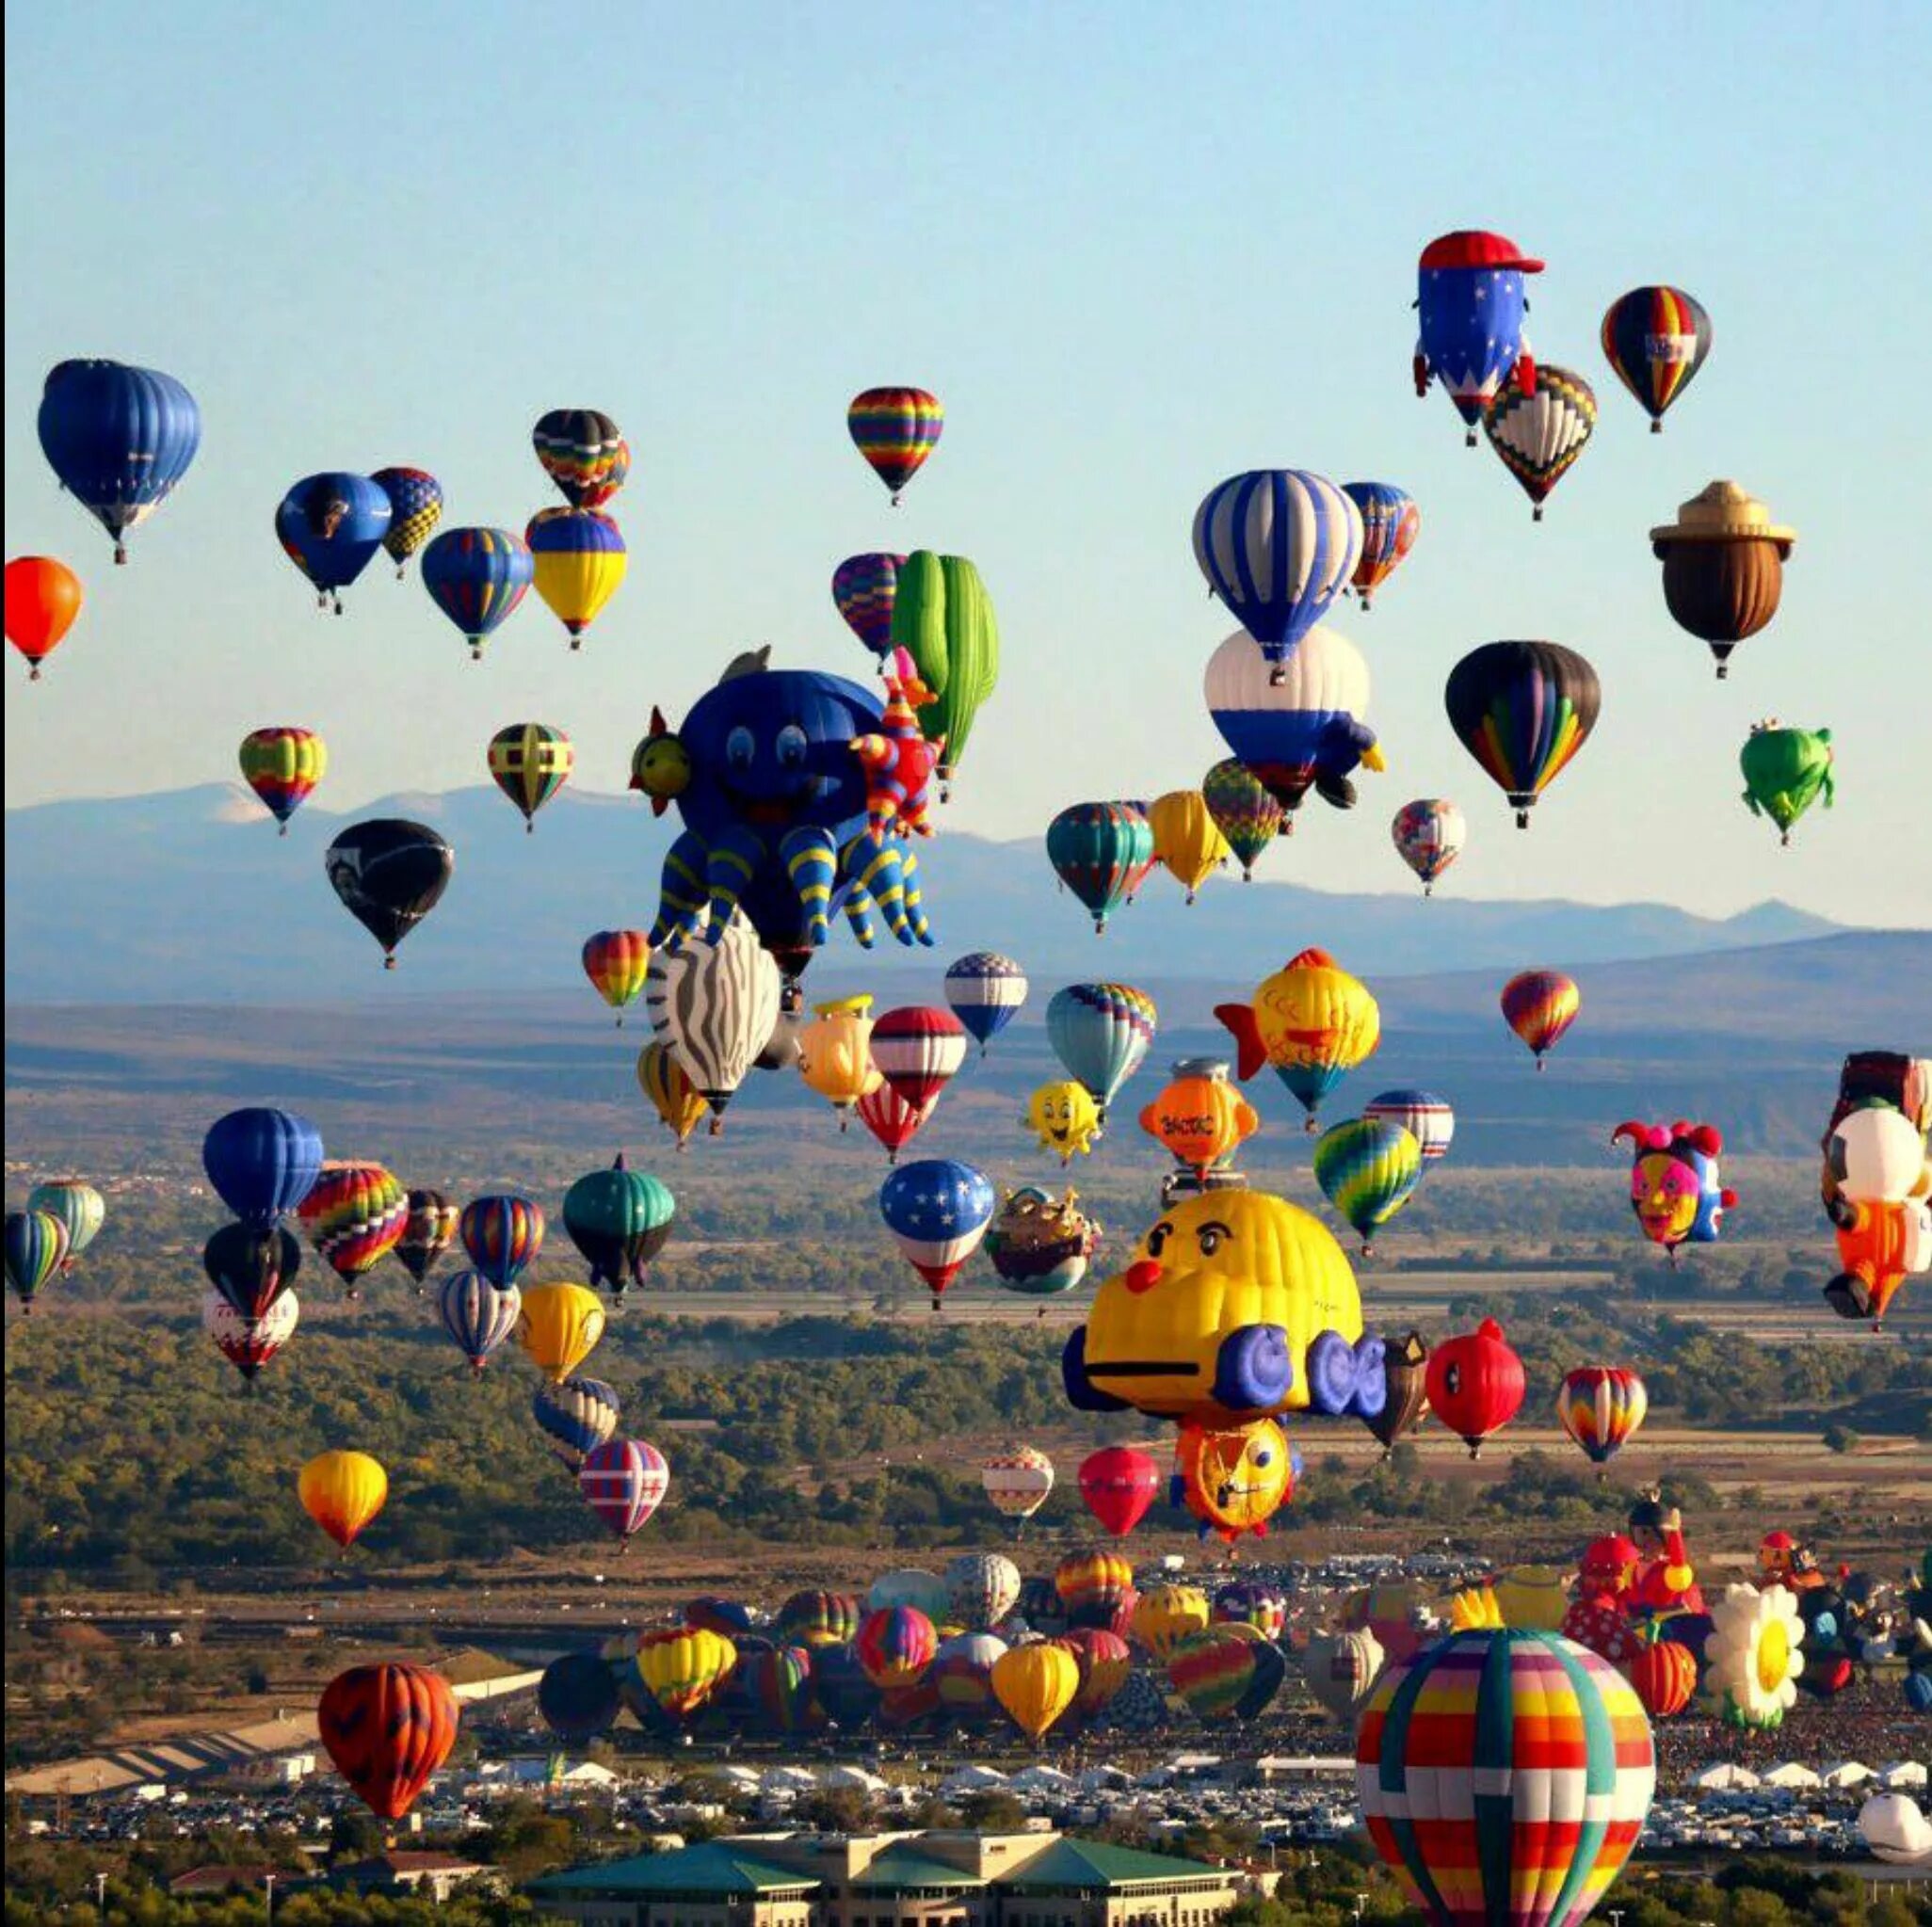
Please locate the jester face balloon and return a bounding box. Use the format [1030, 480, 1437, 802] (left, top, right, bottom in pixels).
[1026, 1081, 1103, 1163]
[1612, 1120, 1736, 1257]
[1176, 1419, 1299, 1543]
[635, 649, 934, 980]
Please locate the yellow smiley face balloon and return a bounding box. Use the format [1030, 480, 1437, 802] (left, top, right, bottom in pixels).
[1175, 1419, 1297, 1542]
[1026, 1080, 1103, 1163]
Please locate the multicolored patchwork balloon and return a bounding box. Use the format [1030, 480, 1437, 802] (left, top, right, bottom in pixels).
[848, 387, 943, 502]
[371, 467, 443, 575]
[1483, 365, 1598, 521]
[832, 552, 906, 658]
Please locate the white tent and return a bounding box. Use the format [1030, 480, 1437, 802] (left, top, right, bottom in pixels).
[1763, 1762, 1822, 1790]
[1694, 1763, 1762, 1791]
[1077, 1766, 1133, 1791]
[1010, 1765, 1075, 1792]
[762, 1767, 818, 1791]
[1822, 1762, 1874, 1788]
[1881, 1761, 1930, 1790]
[822, 1765, 889, 1793]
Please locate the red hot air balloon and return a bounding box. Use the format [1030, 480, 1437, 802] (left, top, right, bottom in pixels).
[317, 1663, 459, 1821]
[1079, 1446, 1163, 1537]
[855, 1082, 933, 1164]
[1501, 969, 1581, 1070]
[870, 1006, 968, 1112]
[5, 556, 83, 680]
[1425, 1318, 1525, 1458]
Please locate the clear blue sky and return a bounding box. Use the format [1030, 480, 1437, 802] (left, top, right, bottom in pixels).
[6, 0, 1927, 923]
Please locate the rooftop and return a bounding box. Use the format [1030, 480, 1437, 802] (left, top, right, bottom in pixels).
[530, 1840, 817, 1898]
[993, 1839, 1226, 1891]
[852, 1848, 987, 1891]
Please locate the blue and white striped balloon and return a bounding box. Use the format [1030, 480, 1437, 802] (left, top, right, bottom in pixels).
[944, 952, 1029, 1055]
[1364, 1088, 1457, 1163]
[1192, 470, 1363, 676]
[438, 1269, 523, 1374]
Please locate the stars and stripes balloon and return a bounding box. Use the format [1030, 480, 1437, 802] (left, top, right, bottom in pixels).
[438, 1270, 522, 1374]
[239, 728, 327, 835]
[878, 1158, 995, 1309]
[848, 387, 943, 502]
[487, 721, 573, 831]
[1412, 231, 1544, 445]
[371, 467, 443, 575]
[579, 1437, 670, 1545]
[1601, 286, 1712, 431]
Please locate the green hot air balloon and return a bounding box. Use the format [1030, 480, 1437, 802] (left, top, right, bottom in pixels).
[562, 1154, 676, 1295]
[1740, 720, 1834, 847]
[890, 551, 998, 800]
[1312, 1116, 1422, 1258]
[1047, 803, 1156, 934]
[1201, 759, 1285, 881]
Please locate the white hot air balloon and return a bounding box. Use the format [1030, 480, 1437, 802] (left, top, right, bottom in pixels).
[646, 913, 782, 1132]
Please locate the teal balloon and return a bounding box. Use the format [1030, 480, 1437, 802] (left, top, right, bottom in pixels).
[1312, 1117, 1422, 1255]
[1045, 982, 1157, 1116]
[1046, 802, 1153, 933]
[562, 1154, 675, 1295]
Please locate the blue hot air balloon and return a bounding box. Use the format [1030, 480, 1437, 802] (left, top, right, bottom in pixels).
[943, 953, 1029, 1055]
[1413, 230, 1544, 445]
[275, 474, 394, 612]
[532, 1375, 622, 1471]
[421, 526, 535, 660]
[879, 1159, 995, 1309]
[201, 1109, 325, 1228]
[1191, 471, 1362, 679]
[1045, 983, 1157, 1118]
[37, 359, 201, 562]
[438, 1269, 523, 1374]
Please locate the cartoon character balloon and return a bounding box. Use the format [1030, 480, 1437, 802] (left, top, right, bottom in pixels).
[1217, 949, 1380, 1131]
[1412, 231, 1544, 445]
[1138, 1058, 1260, 1193]
[1613, 1120, 1736, 1261]
[1175, 1419, 1299, 1543]
[987, 1186, 1100, 1303]
[1650, 482, 1795, 678]
[1741, 721, 1833, 846]
[852, 648, 943, 840]
[1025, 1082, 1103, 1164]
[1425, 1318, 1525, 1457]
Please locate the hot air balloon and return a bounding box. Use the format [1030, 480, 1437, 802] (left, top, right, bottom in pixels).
[1059, 1626, 1132, 1720]
[487, 722, 572, 831]
[572, 932, 652, 1032]
[202, 1286, 299, 1383]
[879, 1159, 994, 1309]
[1138, 1058, 1260, 1190]
[1214, 1582, 1288, 1641]
[889, 550, 998, 796]
[943, 952, 1028, 1054]
[37, 359, 201, 561]
[26, 1180, 104, 1272]
[646, 912, 783, 1130]
[981, 1446, 1055, 1527]
[931, 1632, 1007, 1721]
[1390, 799, 1465, 896]
[421, 526, 534, 659]
[832, 552, 906, 659]
[1169, 1625, 1287, 1723]
[1312, 1118, 1423, 1257]
[325, 819, 452, 967]
[1446, 642, 1600, 828]
[869, 1005, 968, 1112]
[796, 995, 883, 1122]
[533, 1375, 620, 1471]
[730, 1643, 814, 1735]
[848, 387, 942, 503]
[275, 473, 392, 611]
[526, 507, 627, 648]
[1342, 483, 1420, 611]
[1650, 482, 1795, 677]
[1413, 231, 1543, 444]
[533, 409, 629, 508]
[1046, 982, 1156, 1119]
[1046, 802, 1155, 932]
[1175, 1420, 1298, 1542]
[1302, 1626, 1385, 1721]
[1204, 625, 1385, 823]
[5, 557, 82, 679]
[1614, 1120, 1736, 1259]
[1358, 1630, 1654, 1927]
[1079, 1446, 1162, 1537]
[1360, 1330, 1430, 1457]
[298, 1451, 389, 1550]
[987, 1184, 1099, 1301]
[297, 1162, 408, 1297]
[810, 1640, 880, 1727]
[238, 728, 327, 835]
[1147, 791, 1230, 903]
[1054, 1550, 1135, 1630]
[1200, 759, 1284, 880]
[438, 1271, 522, 1373]
[1425, 1318, 1525, 1457]
[1740, 720, 1833, 846]
[319, 1664, 459, 1821]
[5, 1210, 68, 1312]
[1601, 286, 1712, 431]
[580, 1437, 669, 1545]
[204, 1224, 301, 1321]
[1192, 471, 1363, 677]
[636, 1041, 710, 1148]
[1502, 969, 1581, 1068]
[516, 1281, 606, 1381]
[855, 1081, 933, 1164]
[459, 1194, 544, 1288]
[1132, 1584, 1213, 1662]
[1217, 948, 1379, 1131]
[539, 1653, 620, 1742]
[202, 1108, 324, 1228]
[991, 1641, 1079, 1742]
[1558, 1366, 1649, 1469]
[371, 467, 443, 576]
[856, 1607, 939, 1689]
[777, 1592, 861, 1651]
[563, 1154, 675, 1293]
[1482, 364, 1597, 520]
[1364, 1090, 1455, 1163]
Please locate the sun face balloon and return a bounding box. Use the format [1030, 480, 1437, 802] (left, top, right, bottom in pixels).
[1026, 1081, 1103, 1163]
[1175, 1418, 1298, 1543]
[1613, 1119, 1735, 1258]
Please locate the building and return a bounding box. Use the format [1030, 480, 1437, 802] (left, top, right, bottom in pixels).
[528, 1830, 1244, 1927]
[332, 1852, 493, 1903]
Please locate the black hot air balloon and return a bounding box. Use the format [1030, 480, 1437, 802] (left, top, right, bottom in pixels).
[203, 1223, 302, 1321]
[324, 819, 453, 967]
[394, 1188, 460, 1292]
[1444, 641, 1601, 828]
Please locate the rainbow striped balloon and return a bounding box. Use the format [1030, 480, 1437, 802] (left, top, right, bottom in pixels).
[1601, 287, 1712, 430]
[1357, 1630, 1655, 1927]
[1556, 1366, 1649, 1467]
[848, 388, 943, 502]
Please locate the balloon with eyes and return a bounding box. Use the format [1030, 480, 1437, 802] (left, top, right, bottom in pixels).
[1613, 1119, 1736, 1265]
[632, 648, 938, 986]
[1172, 1418, 1300, 1547]
[851, 648, 943, 841]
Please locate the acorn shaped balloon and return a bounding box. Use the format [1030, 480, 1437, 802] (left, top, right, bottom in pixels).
[1650, 483, 1796, 678]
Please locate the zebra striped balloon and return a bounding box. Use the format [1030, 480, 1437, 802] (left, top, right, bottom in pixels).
[1192, 470, 1362, 674]
[645, 913, 781, 1127]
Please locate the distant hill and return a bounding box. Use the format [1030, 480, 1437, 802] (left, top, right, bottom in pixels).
[3, 782, 1847, 1004]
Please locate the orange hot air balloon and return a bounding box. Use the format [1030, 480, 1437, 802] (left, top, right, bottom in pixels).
[318, 1663, 459, 1821]
[5, 556, 83, 680]
[1139, 1057, 1260, 1187]
[1502, 969, 1581, 1069]
[298, 1451, 390, 1550]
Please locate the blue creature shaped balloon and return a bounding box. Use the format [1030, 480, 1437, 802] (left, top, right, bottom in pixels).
[202, 1108, 325, 1229]
[37, 359, 201, 562]
[632, 647, 936, 987]
[1413, 230, 1544, 446]
[944, 953, 1029, 1055]
[275, 474, 394, 613]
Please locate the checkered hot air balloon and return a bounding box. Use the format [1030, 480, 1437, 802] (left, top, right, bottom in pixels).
[1357, 1630, 1655, 1927]
[579, 1437, 669, 1546]
[981, 1445, 1055, 1525]
[832, 552, 906, 659]
[371, 467, 443, 575]
[943, 952, 1028, 1054]
[296, 1162, 408, 1297]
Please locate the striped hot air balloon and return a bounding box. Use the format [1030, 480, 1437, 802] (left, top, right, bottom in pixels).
[26, 1179, 105, 1271]
[533, 409, 629, 508]
[1502, 969, 1582, 1068]
[943, 952, 1028, 1055]
[239, 728, 328, 834]
[856, 1606, 938, 1690]
[1168, 1624, 1287, 1723]
[533, 1375, 621, 1471]
[636, 1041, 710, 1148]
[869, 1005, 968, 1112]
[394, 1188, 459, 1290]
[459, 1194, 545, 1288]
[1192, 470, 1363, 676]
[1356, 1630, 1655, 1927]
[1445, 641, 1601, 829]
[297, 1163, 408, 1297]
[1364, 1089, 1456, 1162]
[487, 721, 573, 831]
[421, 526, 533, 660]
[1342, 482, 1420, 611]
[848, 387, 943, 502]
[1557, 1366, 1650, 1469]
[579, 1437, 669, 1545]
[1312, 1117, 1424, 1257]
[526, 507, 627, 648]
[1601, 287, 1712, 431]
[438, 1271, 522, 1374]
[635, 1625, 735, 1722]
[855, 1081, 933, 1164]
[832, 552, 906, 659]
[5, 1209, 69, 1312]
[981, 1446, 1055, 1526]
[646, 912, 782, 1129]
[1483, 365, 1599, 522]
[777, 1590, 861, 1650]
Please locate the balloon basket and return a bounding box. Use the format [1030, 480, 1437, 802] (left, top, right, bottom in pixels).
[114, 544, 128, 565]
[1464, 430, 1477, 449]
[383, 955, 397, 971]
[1650, 419, 1663, 435]
[28, 666, 41, 682]
[1532, 506, 1544, 523]
[278, 823, 288, 838]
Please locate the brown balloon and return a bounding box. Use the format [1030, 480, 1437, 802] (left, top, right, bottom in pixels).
[1650, 481, 1795, 677]
[1363, 1329, 1430, 1454]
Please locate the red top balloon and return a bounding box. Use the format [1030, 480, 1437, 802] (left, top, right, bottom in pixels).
[1078, 1446, 1162, 1537]
[1424, 1317, 1525, 1458]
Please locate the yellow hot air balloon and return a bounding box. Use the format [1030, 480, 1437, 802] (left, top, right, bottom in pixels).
[525, 507, 628, 648]
[1131, 1583, 1213, 1662]
[636, 1042, 710, 1149]
[516, 1282, 606, 1381]
[1490, 1566, 1571, 1630]
[797, 994, 884, 1122]
[298, 1451, 389, 1550]
[991, 1640, 1079, 1742]
[1147, 790, 1231, 904]
[1216, 947, 1381, 1131]
[635, 1626, 738, 1722]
